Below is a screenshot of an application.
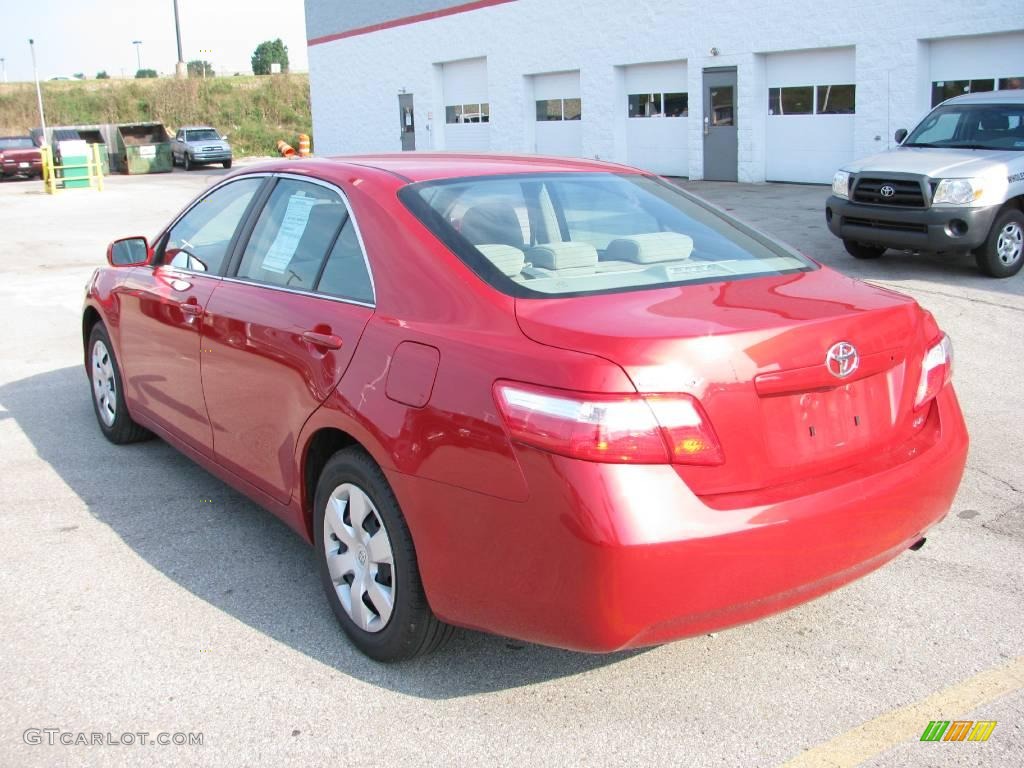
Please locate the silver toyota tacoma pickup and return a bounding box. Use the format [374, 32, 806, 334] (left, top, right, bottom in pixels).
[826, 89, 1024, 278]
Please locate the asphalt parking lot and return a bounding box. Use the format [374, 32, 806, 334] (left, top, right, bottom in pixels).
[0, 165, 1021, 767]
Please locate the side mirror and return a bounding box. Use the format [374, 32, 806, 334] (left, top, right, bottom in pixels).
[894, 128, 908, 145]
[107, 236, 152, 267]
[221, 134, 228, 141]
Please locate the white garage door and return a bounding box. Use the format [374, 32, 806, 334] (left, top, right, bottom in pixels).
[443, 57, 490, 152]
[766, 47, 855, 183]
[533, 71, 582, 158]
[624, 61, 689, 176]
[928, 31, 1024, 106]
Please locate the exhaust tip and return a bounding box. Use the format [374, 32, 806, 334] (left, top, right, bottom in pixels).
[909, 537, 926, 551]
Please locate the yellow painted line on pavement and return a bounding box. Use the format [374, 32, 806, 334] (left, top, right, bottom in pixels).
[780, 654, 1024, 768]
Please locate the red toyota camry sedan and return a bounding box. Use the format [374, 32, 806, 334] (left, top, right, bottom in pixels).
[83, 154, 968, 661]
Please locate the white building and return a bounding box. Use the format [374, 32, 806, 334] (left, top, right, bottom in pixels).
[305, 1, 1024, 183]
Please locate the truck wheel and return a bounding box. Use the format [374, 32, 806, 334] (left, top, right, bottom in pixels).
[222, 159, 232, 169]
[314, 447, 455, 662]
[974, 208, 1024, 278]
[183, 154, 192, 171]
[843, 240, 886, 259]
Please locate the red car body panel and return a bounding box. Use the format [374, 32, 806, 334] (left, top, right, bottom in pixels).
[0, 137, 43, 178]
[83, 155, 969, 652]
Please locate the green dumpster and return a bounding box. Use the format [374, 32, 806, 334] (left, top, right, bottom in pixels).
[57, 139, 92, 188]
[115, 122, 172, 174]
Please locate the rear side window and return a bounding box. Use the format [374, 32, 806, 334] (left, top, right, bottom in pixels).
[400, 172, 812, 298]
[317, 220, 374, 304]
[237, 179, 347, 290]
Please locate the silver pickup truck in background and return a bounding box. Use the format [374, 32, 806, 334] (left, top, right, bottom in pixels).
[826, 90, 1024, 278]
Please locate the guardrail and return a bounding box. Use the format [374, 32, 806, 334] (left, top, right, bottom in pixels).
[40, 144, 104, 194]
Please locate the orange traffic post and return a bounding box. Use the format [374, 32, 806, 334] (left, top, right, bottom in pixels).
[277, 139, 296, 158]
[298, 134, 311, 157]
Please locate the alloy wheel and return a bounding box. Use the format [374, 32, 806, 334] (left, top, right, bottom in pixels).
[996, 222, 1022, 266]
[91, 339, 117, 427]
[323, 483, 395, 633]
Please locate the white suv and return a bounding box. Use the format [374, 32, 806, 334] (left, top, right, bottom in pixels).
[826, 90, 1024, 278]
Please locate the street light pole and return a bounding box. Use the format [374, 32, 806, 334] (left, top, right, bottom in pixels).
[28, 39, 47, 145]
[173, 0, 186, 78]
[132, 40, 143, 73]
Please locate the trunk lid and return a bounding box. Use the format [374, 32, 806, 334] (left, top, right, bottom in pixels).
[515, 268, 932, 496]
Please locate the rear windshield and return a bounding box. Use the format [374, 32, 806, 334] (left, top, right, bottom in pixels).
[400, 173, 812, 298]
[0, 137, 35, 150]
[186, 129, 220, 142]
[904, 103, 1024, 151]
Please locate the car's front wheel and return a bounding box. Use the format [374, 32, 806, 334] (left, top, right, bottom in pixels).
[183, 153, 192, 171]
[843, 240, 886, 259]
[974, 208, 1024, 278]
[222, 159, 232, 169]
[314, 447, 453, 661]
[88, 323, 151, 444]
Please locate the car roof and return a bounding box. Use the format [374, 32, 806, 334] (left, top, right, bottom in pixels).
[943, 89, 1024, 105]
[334, 152, 643, 182]
[180, 126, 217, 131]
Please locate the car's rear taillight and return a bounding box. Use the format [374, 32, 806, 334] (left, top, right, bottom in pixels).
[493, 382, 723, 465]
[914, 334, 953, 409]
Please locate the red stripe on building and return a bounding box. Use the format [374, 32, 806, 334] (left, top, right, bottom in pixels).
[308, 0, 517, 46]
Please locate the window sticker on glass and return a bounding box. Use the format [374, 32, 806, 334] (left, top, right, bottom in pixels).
[262, 195, 317, 273]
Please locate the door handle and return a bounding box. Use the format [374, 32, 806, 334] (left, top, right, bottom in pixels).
[180, 301, 203, 317]
[302, 331, 343, 350]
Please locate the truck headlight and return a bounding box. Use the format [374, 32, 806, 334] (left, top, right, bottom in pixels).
[932, 178, 982, 206]
[832, 171, 850, 199]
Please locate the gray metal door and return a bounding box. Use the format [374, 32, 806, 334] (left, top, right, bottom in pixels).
[702, 68, 737, 181]
[399, 94, 415, 151]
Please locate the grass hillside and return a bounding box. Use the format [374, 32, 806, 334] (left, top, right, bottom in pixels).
[0, 74, 312, 157]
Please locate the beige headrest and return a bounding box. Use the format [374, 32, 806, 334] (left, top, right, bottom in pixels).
[606, 233, 694, 263]
[476, 244, 526, 277]
[527, 242, 598, 270]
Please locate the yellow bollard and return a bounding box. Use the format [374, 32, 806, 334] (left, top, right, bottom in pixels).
[41, 145, 57, 195]
[92, 143, 104, 192]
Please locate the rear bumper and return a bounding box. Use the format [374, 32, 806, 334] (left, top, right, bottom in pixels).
[392, 385, 968, 652]
[1, 159, 42, 177]
[826, 195, 999, 252]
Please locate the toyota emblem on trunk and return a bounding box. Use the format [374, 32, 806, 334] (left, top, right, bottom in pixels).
[879, 184, 896, 198]
[826, 342, 859, 378]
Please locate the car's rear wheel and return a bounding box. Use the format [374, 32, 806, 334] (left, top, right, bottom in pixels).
[314, 447, 453, 662]
[843, 240, 886, 259]
[88, 323, 151, 444]
[974, 208, 1024, 278]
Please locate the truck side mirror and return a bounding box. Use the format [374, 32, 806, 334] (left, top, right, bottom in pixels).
[894, 128, 908, 144]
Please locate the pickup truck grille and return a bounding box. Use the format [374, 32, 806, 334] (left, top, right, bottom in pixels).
[852, 178, 926, 208]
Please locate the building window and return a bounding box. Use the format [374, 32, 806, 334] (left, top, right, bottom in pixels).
[768, 86, 813, 115]
[628, 92, 688, 118]
[446, 103, 490, 124]
[931, 79, 993, 106]
[536, 98, 582, 121]
[769, 84, 854, 115]
[815, 84, 856, 114]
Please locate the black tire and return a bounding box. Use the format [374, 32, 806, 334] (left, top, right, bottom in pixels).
[87, 323, 152, 445]
[222, 159, 232, 169]
[973, 208, 1024, 278]
[314, 447, 454, 662]
[844, 240, 886, 259]
[183, 153, 192, 171]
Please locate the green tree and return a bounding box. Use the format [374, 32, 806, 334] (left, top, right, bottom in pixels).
[73, 72, 85, 80]
[187, 60, 215, 78]
[96, 70, 110, 79]
[135, 68, 158, 79]
[251, 39, 289, 75]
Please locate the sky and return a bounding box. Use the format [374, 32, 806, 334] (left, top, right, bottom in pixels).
[0, 0, 309, 82]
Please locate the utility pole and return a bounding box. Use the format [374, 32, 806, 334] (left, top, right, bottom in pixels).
[28, 39, 47, 145]
[173, 0, 186, 78]
[132, 40, 143, 73]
